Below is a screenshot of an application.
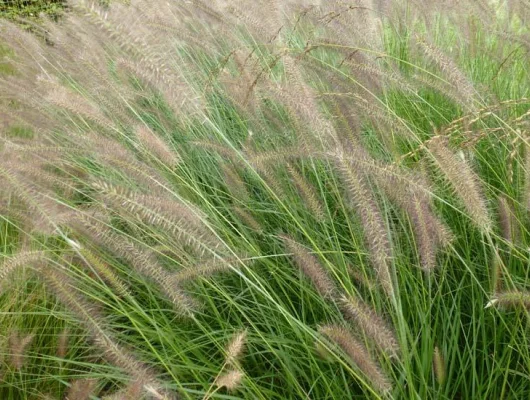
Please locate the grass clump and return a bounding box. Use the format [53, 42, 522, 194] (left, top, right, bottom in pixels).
[0, 1, 530, 399]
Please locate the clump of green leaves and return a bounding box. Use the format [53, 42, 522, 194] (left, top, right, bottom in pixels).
[0, 1, 64, 21]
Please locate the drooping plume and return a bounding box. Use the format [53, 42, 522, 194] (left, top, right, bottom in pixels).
[333, 150, 394, 295]
[427, 136, 490, 232]
[8, 331, 35, 370]
[339, 294, 400, 358]
[319, 324, 392, 395]
[281, 235, 337, 299]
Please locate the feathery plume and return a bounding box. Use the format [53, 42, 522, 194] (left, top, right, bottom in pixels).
[319, 324, 392, 394]
[409, 71, 476, 112]
[408, 191, 450, 271]
[286, 163, 326, 221]
[325, 91, 362, 150]
[0, 166, 75, 235]
[339, 294, 400, 358]
[221, 163, 250, 203]
[172, 256, 248, 283]
[214, 369, 244, 392]
[486, 290, 530, 310]
[78, 248, 132, 299]
[345, 59, 414, 94]
[248, 146, 312, 172]
[267, 75, 338, 149]
[8, 331, 34, 370]
[44, 83, 114, 129]
[347, 92, 412, 142]
[74, 215, 198, 316]
[93, 180, 207, 223]
[281, 235, 336, 299]
[0, 251, 47, 292]
[490, 247, 504, 294]
[135, 125, 180, 167]
[79, 134, 167, 193]
[498, 195, 518, 244]
[314, 341, 335, 362]
[115, 57, 198, 115]
[416, 37, 477, 110]
[233, 206, 263, 233]
[91, 181, 219, 254]
[334, 151, 394, 295]
[427, 136, 490, 232]
[65, 379, 99, 400]
[57, 328, 70, 359]
[207, 329, 248, 397]
[39, 266, 170, 398]
[524, 141, 530, 212]
[433, 346, 446, 385]
[225, 329, 247, 368]
[355, 154, 452, 271]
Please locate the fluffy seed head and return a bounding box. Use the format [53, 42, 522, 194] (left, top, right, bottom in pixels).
[319, 324, 392, 394]
[8, 332, 35, 370]
[65, 378, 99, 400]
[136, 125, 180, 167]
[225, 329, 247, 367]
[215, 369, 244, 392]
[333, 151, 394, 295]
[433, 346, 446, 385]
[286, 163, 325, 221]
[498, 195, 518, 244]
[281, 235, 337, 299]
[57, 328, 70, 359]
[339, 295, 400, 358]
[486, 290, 530, 310]
[427, 136, 490, 232]
[0, 251, 48, 292]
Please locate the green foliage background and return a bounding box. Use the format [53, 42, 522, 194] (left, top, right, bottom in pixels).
[0, 0, 64, 20]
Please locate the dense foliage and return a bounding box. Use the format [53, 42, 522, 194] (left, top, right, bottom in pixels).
[0, 0, 64, 20]
[1, 1, 530, 399]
